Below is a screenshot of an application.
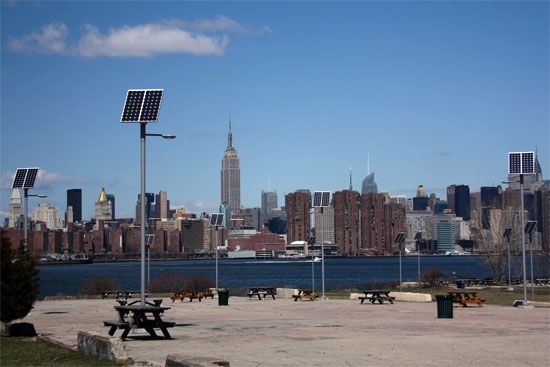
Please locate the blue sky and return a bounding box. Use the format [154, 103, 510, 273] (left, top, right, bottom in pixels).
[1, 1, 548, 220]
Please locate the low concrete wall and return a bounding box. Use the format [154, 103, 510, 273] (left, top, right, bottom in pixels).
[276, 288, 299, 299]
[349, 292, 432, 302]
[166, 354, 230, 367]
[77, 331, 131, 363]
[391, 292, 432, 302]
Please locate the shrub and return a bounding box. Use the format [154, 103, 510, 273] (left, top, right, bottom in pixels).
[1, 238, 40, 323]
[149, 272, 214, 293]
[421, 267, 445, 288]
[78, 277, 120, 295]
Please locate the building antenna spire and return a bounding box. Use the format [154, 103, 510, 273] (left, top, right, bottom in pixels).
[367, 152, 370, 174]
[349, 165, 353, 191]
[227, 114, 233, 149]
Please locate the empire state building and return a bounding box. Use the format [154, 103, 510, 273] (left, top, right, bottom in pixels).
[221, 119, 241, 213]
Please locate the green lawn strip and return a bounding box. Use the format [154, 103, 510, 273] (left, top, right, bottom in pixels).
[0, 337, 119, 367]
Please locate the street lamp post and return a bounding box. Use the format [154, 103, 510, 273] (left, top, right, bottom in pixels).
[121, 89, 174, 306]
[23, 189, 47, 250]
[313, 191, 330, 301]
[394, 232, 405, 292]
[12, 168, 44, 251]
[209, 213, 225, 290]
[503, 228, 513, 291]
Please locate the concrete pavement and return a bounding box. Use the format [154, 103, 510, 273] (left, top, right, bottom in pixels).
[22, 297, 550, 366]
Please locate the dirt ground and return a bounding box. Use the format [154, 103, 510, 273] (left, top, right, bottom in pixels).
[22, 296, 550, 366]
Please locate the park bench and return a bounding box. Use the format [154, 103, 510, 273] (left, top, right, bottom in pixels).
[448, 291, 485, 307]
[292, 289, 317, 301]
[247, 287, 276, 300]
[171, 290, 204, 303]
[358, 290, 395, 304]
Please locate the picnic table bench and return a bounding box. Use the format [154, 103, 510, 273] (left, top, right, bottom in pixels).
[247, 287, 276, 300]
[292, 289, 317, 301]
[448, 291, 485, 307]
[102, 290, 148, 300]
[358, 290, 395, 304]
[535, 278, 550, 286]
[104, 304, 174, 341]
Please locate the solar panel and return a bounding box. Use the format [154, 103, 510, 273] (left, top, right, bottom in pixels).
[216, 213, 224, 226]
[139, 90, 163, 122]
[313, 192, 322, 207]
[524, 221, 537, 234]
[210, 214, 218, 226]
[121, 90, 145, 122]
[521, 152, 534, 174]
[12, 168, 27, 188]
[121, 89, 163, 123]
[414, 232, 423, 240]
[394, 233, 405, 244]
[321, 192, 331, 207]
[503, 228, 512, 238]
[508, 153, 521, 174]
[23, 168, 39, 188]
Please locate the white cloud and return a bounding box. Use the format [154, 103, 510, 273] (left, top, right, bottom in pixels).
[9, 22, 68, 54]
[78, 23, 228, 58]
[8, 16, 270, 58]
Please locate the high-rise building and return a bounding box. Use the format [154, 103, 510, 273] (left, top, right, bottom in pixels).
[435, 218, 457, 252]
[361, 172, 378, 195]
[454, 185, 471, 221]
[221, 119, 241, 213]
[32, 203, 63, 229]
[413, 185, 429, 211]
[95, 187, 113, 221]
[447, 184, 471, 221]
[261, 191, 278, 223]
[361, 193, 406, 256]
[135, 193, 154, 225]
[155, 191, 169, 219]
[67, 189, 82, 222]
[313, 206, 335, 246]
[106, 194, 115, 220]
[481, 187, 502, 209]
[9, 188, 22, 228]
[333, 190, 361, 256]
[285, 190, 311, 244]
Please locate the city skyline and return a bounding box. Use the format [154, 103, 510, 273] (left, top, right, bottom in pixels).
[1, 1, 548, 220]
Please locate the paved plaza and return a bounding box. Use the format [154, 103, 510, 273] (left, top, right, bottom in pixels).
[22, 296, 550, 366]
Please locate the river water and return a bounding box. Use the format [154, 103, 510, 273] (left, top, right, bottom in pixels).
[37, 255, 549, 299]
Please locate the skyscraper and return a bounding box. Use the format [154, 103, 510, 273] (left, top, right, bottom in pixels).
[9, 188, 22, 228]
[67, 189, 82, 222]
[333, 189, 361, 256]
[361, 173, 378, 195]
[453, 184, 470, 221]
[106, 194, 115, 220]
[261, 191, 278, 223]
[285, 190, 311, 244]
[221, 119, 241, 213]
[155, 191, 169, 219]
[135, 193, 154, 225]
[95, 187, 113, 221]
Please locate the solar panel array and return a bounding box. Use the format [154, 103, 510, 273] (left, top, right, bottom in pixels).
[210, 213, 225, 227]
[524, 221, 537, 234]
[121, 89, 163, 123]
[394, 232, 406, 244]
[414, 232, 423, 240]
[12, 167, 39, 189]
[313, 191, 331, 207]
[508, 152, 535, 175]
[145, 234, 155, 246]
[503, 228, 512, 238]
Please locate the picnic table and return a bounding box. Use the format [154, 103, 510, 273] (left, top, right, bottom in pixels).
[104, 304, 174, 341]
[447, 290, 485, 307]
[170, 290, 211, 303]
[292, 289, 317, 301]
[535, 278, 550, 286]
[358, 290, 395, 304]
[247, 287, 276, 300]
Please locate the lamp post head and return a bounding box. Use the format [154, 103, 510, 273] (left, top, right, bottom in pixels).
[162, 134, 176, 139]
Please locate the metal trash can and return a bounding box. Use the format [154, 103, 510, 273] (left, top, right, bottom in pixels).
[218, 289, 229, 306]
[435, 295, 453, 319]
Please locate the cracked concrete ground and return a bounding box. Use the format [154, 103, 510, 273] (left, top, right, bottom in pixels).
[22, 297, 550, 366]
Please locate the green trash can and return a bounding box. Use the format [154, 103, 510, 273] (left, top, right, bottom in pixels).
[435, 295, 453, 319]
[218, 289, 229, 306]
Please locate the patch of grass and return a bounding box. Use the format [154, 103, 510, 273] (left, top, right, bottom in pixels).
[0, 337, 119, 367]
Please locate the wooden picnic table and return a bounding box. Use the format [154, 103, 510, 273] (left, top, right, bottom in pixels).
[292, 289, 317, 301]
[247, 287, 276, 300]
[447, 290, 485, 307]
[358, 290, 395, 304]
[104, 304, 174, 341]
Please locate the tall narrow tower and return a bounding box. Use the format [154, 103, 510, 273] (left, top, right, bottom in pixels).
[9, 188, 22, 228]
[221, 117, 241, 213]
